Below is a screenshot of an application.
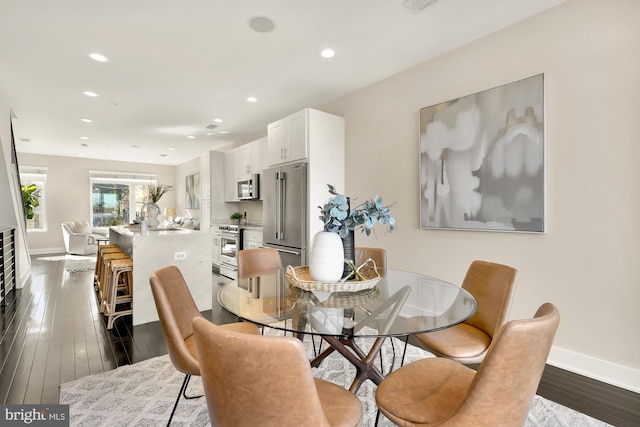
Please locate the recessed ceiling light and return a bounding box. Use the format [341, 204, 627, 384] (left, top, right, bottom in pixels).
[80, 118, 93, 123]
[83, 91, 98, 97]
[206, 132, 213, 136]
[321, 48, 335, 58]
[219, 131, 229, 134]
[168, 147, 175, 151]
[248, 16, 275, 33]
[187, 135, 196, 139]
[80, 136, 89, 140]
[247, 97, 257, 103]
[160, 154, 167, 157]
[81, 143, 89, 147]
[213, 118, 223, 123]
[89, 52, 110, 63]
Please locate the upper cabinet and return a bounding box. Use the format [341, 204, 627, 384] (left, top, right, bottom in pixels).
[237, 137, 264, 180]
[266, 109, 308, 167]
[200, 152, 211, 200]
[223, 150, 239, 202]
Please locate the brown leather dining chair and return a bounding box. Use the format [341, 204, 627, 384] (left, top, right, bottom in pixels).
[149, 266, 260, 426]
[376, 303, 560, 426]
[192, 316, 364, 427]
[355, 247, 387, 277]
[409, 260, 518, 364]
[237, 247, 282, 277]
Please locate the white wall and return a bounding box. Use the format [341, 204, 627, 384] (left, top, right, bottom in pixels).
[17, 153, 177, 253]
[321, 0, 640, 391]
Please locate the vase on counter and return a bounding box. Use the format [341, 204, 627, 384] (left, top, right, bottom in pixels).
[309, 231, 344, 282]
[148, 203, 160, 228]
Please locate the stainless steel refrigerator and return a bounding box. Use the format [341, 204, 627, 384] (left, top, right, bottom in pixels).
[262, 162, 307, 267]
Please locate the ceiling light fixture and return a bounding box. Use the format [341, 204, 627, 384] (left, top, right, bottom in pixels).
[88, 52, 110, 62]
[247, 97, 257, 103]
[402, 0, 441, 13]
[168, 147, 175, 151]
[213, 118, 223, 123]
[80, 136, 89, 140]
[321, 48, 335, 58]
[219, 131, 229, 134]
[248, 16, 275, 33]
[187, 135, 196, 139]
[80, 118, 93, 123]
[83, 91, 98, 97]
[81, 143, 89, 147]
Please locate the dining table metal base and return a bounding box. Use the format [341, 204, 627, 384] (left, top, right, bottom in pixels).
[310, 335, 386, 393]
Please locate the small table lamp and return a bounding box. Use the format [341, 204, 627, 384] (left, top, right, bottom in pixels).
[164, 208, 177, 226]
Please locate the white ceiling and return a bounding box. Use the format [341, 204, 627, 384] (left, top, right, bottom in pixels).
[0, 0, 565, 166]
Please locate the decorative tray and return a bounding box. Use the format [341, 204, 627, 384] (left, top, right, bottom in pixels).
[285, 260, 380, 293]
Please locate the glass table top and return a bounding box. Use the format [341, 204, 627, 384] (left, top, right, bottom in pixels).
[217, 268, 477, 338]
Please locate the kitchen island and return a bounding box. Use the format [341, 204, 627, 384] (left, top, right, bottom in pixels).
[109, 226, 212, 326]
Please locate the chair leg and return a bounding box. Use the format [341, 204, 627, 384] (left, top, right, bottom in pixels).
[400, 335, 409, 366]
[167, 374, 189, 426]
[167, 374, 203, 426]
[375, 409, 381, 426]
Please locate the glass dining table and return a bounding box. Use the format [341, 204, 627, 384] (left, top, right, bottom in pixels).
[217, 267, 477, 393]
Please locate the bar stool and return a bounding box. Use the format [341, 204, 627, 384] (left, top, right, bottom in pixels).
[94, 245, 123, 288]
[105, 258, 133, 329]
[98, 252, 129, 312]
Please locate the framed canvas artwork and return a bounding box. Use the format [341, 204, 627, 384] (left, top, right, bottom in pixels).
[185, 173, 200, 209]
[419, 74, 545, 233]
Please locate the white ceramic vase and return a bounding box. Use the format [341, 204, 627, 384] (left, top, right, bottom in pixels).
[309, 231, 344, 282]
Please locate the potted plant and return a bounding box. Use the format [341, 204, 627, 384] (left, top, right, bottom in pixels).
[144, 184, 173, 203]
[230, 212, 243, 224]
[21, 184, 40, 226]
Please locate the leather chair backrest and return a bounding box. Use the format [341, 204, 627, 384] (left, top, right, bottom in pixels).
[237, 247, 282, 277]
[355, 247, 387, 277]
[462, 260, 517, 339]
[452, 303, 560, 426]
[149, 265, 202, 375]
[192, 317, 333, 427]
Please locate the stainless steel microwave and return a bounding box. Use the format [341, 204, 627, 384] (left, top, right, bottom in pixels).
[237, 174, 260, 200]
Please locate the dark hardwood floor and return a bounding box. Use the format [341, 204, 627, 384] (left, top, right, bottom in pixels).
[1, 254, 638, 426]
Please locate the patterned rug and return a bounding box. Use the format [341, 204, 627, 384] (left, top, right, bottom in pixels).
[59, 331, 612, 427]
[38, 254, 96, 273]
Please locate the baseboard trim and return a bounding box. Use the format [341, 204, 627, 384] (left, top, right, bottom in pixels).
[549, 346, 640, 394]
[29, 247, 66, 255]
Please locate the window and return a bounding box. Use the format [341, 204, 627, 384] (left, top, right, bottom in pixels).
[19, 166, 48, 232]
[89, 171, 156, 228]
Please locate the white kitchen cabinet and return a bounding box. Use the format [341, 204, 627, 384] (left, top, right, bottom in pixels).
[237, 137, 264, 179]
[266, 109, 308, 166]
[212, 233, 221, 267]
[200, 152, 210, 200]
[223, 150, 239, 202]
[200, 150, 236, 232]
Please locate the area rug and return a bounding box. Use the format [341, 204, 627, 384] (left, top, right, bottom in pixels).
[59, 332, 612, 427]
[39, 254, 96, 273]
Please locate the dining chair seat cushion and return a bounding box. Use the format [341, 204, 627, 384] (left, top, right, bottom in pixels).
[314, 378, 364, 427]
[411, 321, 491, 359]
[375, 357, 476, 425]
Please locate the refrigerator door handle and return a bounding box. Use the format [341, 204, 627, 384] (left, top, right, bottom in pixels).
[280, 172, 286, 240]
[275, 171, 281, 240]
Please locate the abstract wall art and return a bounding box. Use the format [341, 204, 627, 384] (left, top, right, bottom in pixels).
[419, 74, 545, 233]
[185, 173, 200, 209]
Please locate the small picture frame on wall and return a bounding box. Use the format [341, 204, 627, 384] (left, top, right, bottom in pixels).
[186, 173, 200, 209]
[419, 73, 545, 233]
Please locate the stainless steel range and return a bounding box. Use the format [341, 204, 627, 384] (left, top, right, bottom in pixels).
[216, 224, 239, 279]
